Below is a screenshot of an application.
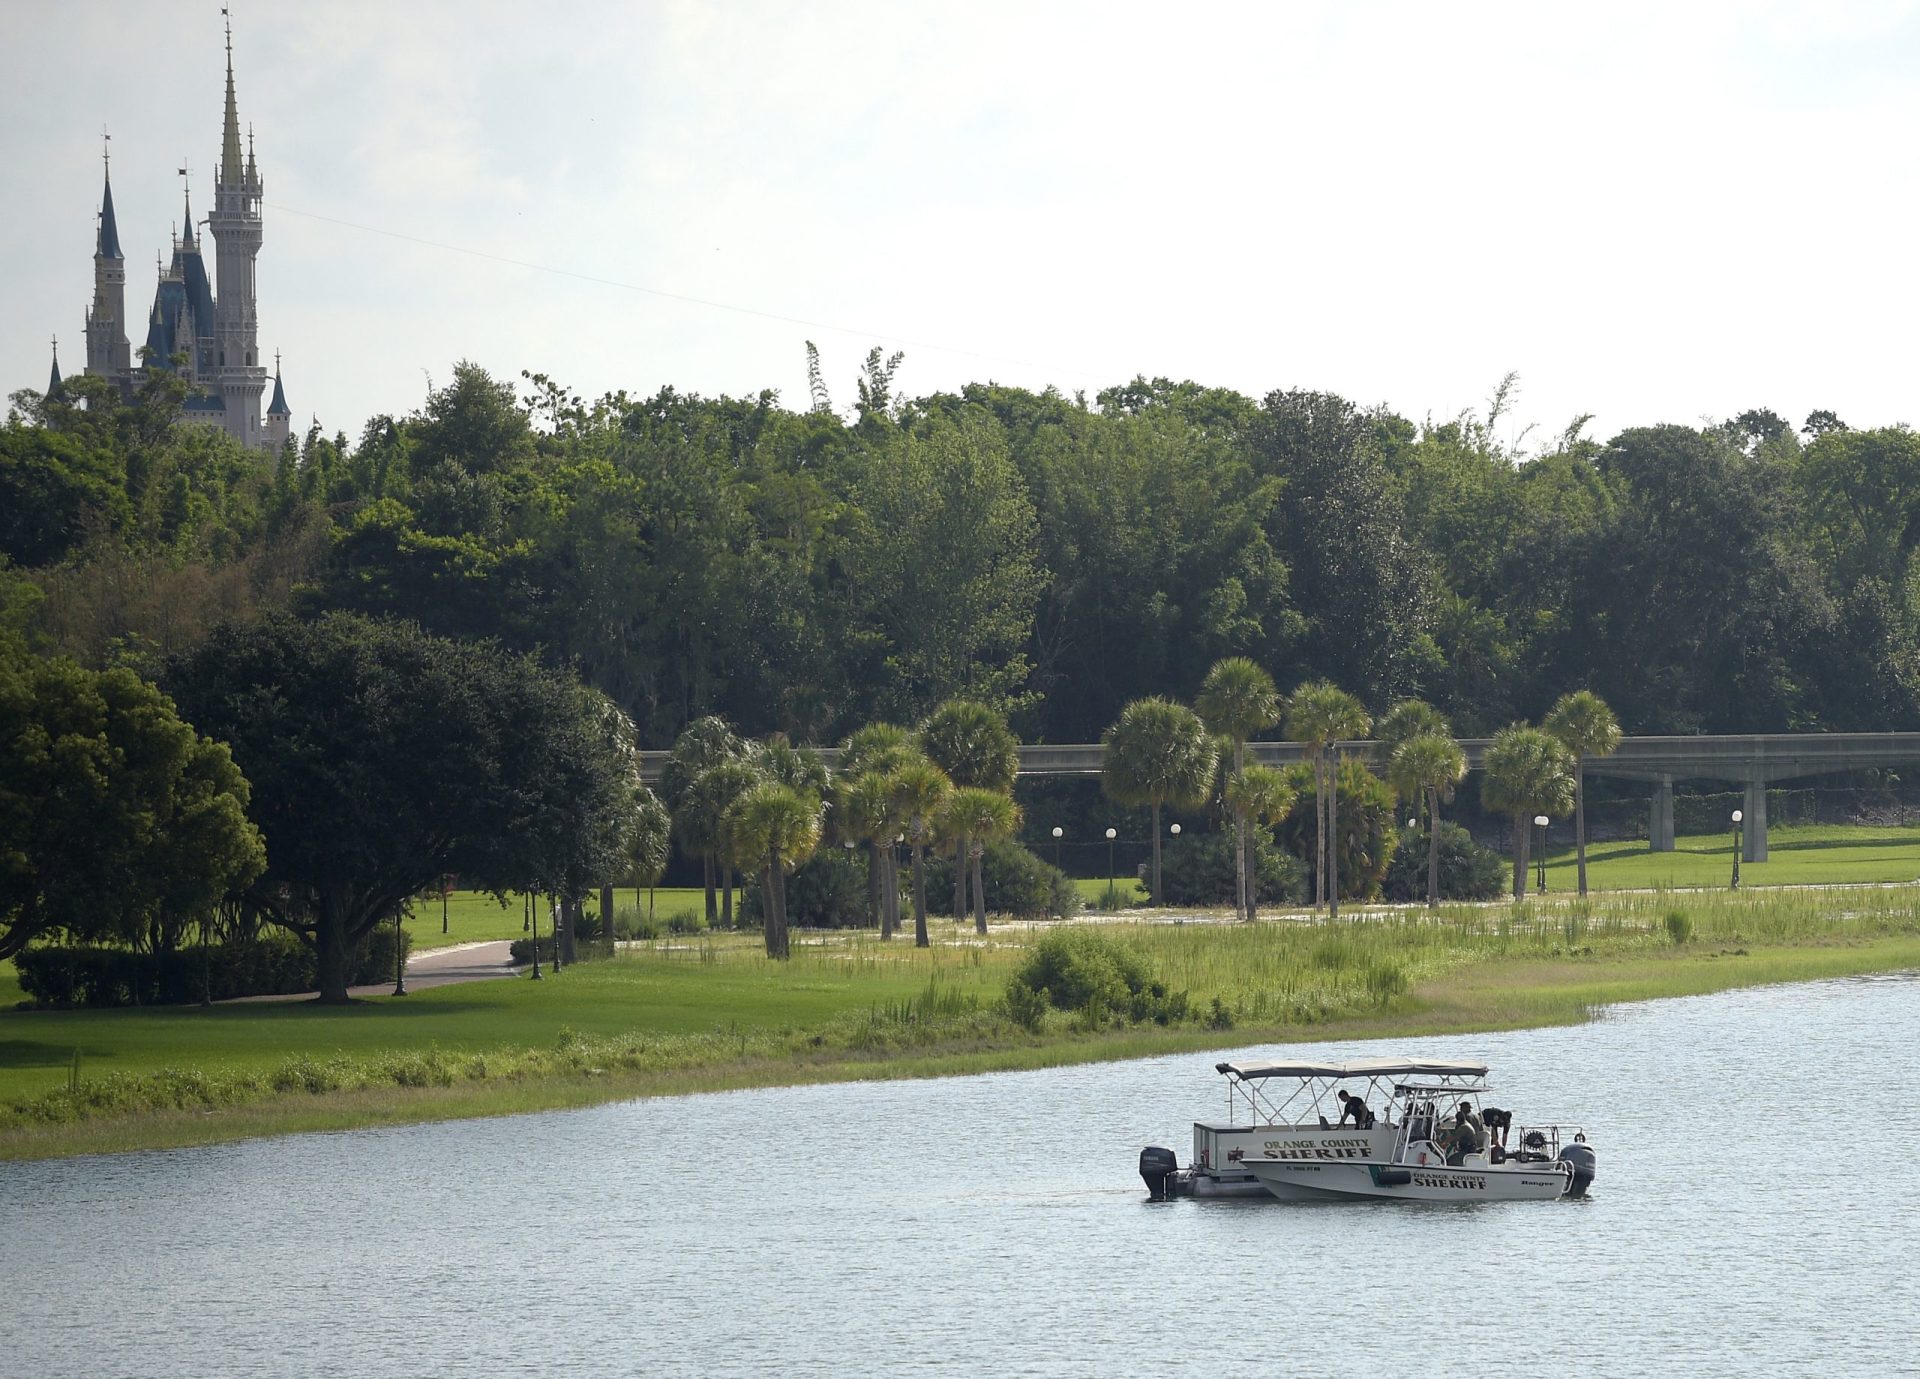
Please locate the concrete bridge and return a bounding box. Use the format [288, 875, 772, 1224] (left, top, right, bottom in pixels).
[640, 732, 1920, 862]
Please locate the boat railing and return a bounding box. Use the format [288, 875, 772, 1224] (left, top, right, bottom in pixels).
[1503, 1122, 1587, 1161]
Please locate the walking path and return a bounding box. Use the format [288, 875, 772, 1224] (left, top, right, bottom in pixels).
[224, 940, 522, 1003]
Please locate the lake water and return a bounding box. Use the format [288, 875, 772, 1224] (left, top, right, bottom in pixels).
[3, 974, 1917, 1377]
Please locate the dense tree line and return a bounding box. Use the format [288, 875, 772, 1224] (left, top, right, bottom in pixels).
[8, 363, 1917, 749]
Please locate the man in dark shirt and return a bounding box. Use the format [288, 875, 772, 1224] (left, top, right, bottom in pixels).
[1335, 1088, 1373, 1128]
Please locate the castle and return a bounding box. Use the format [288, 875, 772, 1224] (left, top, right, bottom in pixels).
[51, 22, 291, 454]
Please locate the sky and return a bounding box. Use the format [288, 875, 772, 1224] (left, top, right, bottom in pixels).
[4, 0, 1919, 446]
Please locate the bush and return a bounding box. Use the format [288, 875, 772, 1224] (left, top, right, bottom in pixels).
[1274, 758, 1397, 900]
[925, 840, 1079, 919]
[1003, 929, 1185, 1024]
[1150, 831, 1305, 906]
[742, 847, 874, 929]
[1664, 909, 1694, 946]
[1382, 823, 1508, 903]
[16, 927, 410, 1008]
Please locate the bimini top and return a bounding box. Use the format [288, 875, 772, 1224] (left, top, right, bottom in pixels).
[1216, 1057, 1489, 1082]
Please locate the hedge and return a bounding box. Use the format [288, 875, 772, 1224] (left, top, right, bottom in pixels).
[15, 927, 411, 1008]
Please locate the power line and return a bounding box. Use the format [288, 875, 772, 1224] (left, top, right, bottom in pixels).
[265, 201, 1103, 384]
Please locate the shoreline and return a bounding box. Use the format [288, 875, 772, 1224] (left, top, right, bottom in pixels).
[5, 928, 1916, 1162]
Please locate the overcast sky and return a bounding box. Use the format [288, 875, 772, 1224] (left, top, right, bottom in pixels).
[5, 1, 1918, 445]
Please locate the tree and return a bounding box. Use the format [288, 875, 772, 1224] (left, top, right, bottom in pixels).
[724, 782, 822, 959]
[1223, 763, 1296, 920]
[163, 613, 637, 1002]
[837, 723, 922, 938]
[919, 699, 1019, 923]
[1542, 690, 1622, 897]
[1196, 657, 1282, 922]
[1387, 732, 1467, 909]
[1481, 724, 1575, 901]
[0, 654, 264, 962]
[885, 760, 952, 947]
[661, 716, 748, 926]
[1285, 681, 1371, 915]
[1377, 698, 1451, 750]
[628, 784, 672, 925]
[1101, 697, 1217, 902]
[942, 787, 1022, 934]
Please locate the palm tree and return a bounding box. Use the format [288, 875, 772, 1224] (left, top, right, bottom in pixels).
[920, 700, 1020, 922]
[837, 723, 921, 940]
[1544, 690, 1622, 897]
[835, 771, 895, 935]
[759, 732, 832, 797]
[724, 782, 823, 959]
[1482, 724, 1575, 901]
[661, 716, 746, 926]
[1101, 698, 1217, 903]
[1285, 682, 1371, 916]
[1387, 732, 1467, 909]
[1377, 699, 1451, 751]
[943, 787, 1022, 934]
[628, 784, 672, 929]
[677, 758, 760, 929]
[1196, 658, 1282, 922]
[1224, 763, 1296, 921]
[885, 760, 952, 947]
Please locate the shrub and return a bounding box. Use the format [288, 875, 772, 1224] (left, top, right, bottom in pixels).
[1664, 909, 1694, 946]
[742, 847, 872, 929]
[1381, 823, 1508, 903]
[1002, 980, 1050, 1032]
[1274, 757, 1397, 900]
[926, 840, 1078, 919]
[1003, 928, 1185, 1024]
[16, 927, 410, 1008]
[1150, 831, 1305, 906]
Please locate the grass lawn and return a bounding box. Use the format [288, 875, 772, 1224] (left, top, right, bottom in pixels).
[403, 887, 713, 949]
[1542, 822, 1920, 891]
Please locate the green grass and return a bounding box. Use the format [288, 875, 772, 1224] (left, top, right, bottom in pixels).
[5, 883, 1920, 1159]
[1541, 821, 1920, 890]
[403, 887, 713, 950]
[1072, 876, 1151, 908]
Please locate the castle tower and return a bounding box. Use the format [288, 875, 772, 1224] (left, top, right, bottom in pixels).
[206, 20, 266, 448]
[266, 352, 291, 454]
[83, 149, 132, 383]
[46, 338, 65, 403]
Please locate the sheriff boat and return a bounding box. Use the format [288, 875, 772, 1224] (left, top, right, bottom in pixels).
[1139, 1057, 1595, 1203]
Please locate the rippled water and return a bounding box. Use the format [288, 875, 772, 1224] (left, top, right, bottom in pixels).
[3, 974, 1916, 1377]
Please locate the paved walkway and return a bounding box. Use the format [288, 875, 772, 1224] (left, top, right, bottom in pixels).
[224, 939, 523, 1003]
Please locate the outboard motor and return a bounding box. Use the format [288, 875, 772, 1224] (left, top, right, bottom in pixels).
[1139, 1146, 1179, 1200]
[1558, 1140, 1597, 1197]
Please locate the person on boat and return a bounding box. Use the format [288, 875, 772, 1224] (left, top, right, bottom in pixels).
[1335, 1089, 1374, 1128]
[1481, 1106, 1511, 1149]
[1443, 1103, 1486, 1164]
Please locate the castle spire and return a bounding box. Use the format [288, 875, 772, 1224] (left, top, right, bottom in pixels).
[181, 172, 196, 245]
[47, 337, 65, 401]
[268, 351, 289, 416]
[219, 15, 244, 186]
[97, 142, 123, 259]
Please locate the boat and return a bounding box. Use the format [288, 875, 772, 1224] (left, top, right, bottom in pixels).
[1139, 1057, 1595, 1203]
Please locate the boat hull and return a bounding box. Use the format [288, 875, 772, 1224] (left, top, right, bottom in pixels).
[1242, 1156, 1573, 1203]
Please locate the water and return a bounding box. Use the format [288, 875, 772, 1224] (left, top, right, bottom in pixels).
[4, 975, 1918, 1377]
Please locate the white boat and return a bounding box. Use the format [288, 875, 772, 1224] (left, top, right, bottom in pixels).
[1140, 1057, 1595, 1203]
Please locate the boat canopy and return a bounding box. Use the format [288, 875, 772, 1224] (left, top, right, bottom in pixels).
[1216, 1057, 1489, 1082]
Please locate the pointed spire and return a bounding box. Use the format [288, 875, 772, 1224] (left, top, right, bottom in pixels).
[268, 351, 290, 416]
[220, 15, 244, 186]
[97, 142, 123, 259]
[47, 337, 65, 401]
[181, 176, 196, 245]
[247, 124, 257, 185]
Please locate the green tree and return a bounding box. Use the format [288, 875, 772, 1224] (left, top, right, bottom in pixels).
[918, 699, 1019, 922]
[1101, 697, 1217, 902]
[1285, 681, 1371, 915]
[724, 781, 822, 959]
[942, 786, 1022, 934]
[662, 716, 749, 926]
[884, 760, 952, 947]
[1481, 724, 1575, 901]
[836, 723, 923, 938]
[0, 654, 264, 961]
[1196, 657, 1282, 922]
[1542, 689, 1622, 897]
[627, 783, 672, 925]
[163, 613, 637, 1001]
[1387, 732, 1467, 909]
[1223, 762, 1296, 920]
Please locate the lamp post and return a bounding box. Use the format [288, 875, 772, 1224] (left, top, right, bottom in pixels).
[1731, 809, 1743, 890]
[528, 890, 541, 979]
[1105, 827, 1118, 907]
[1052, 825, 1063, 874]
[391, 906, 407, 997]
[1533, 815, 1549, 894]
[1169, 822, 1181, 838]
[441, 874, 450, 935]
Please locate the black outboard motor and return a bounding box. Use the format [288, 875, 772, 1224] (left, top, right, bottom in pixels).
[1558, 1140, 1597, 1197]
[1139, 1146, 1179, 1200]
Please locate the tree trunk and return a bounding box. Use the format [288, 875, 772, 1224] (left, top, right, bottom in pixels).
[774, 860, 790, 959]
[866, 841, 884, 932]
[880, 846, 896, 939]
[761, 859, 781, 958]
[912, 844, 929, 948]
[560, 897, 578, 964]
[1512, 815, 1527, 900]
[953, 836, 967, 920]
[1232, 742, 1248, 922]
[314, 918, 353, 1004]
[1150, 803, 1162, 903]
[972, 844, 988, 935]
[1327, 747, 1341, 919]
[1575, 758, 1589, 897]
[721, 869, 734, 929]
[703, 856, 717, 928]
[1426, 786, 1441, 910]
[600, 883, 616, 955]
[1313, 755, 1327, 910]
